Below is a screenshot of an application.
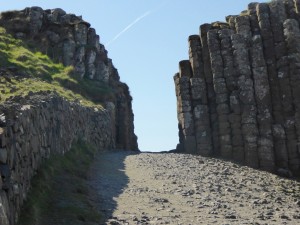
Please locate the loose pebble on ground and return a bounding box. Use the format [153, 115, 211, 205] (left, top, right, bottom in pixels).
[89, 152, 300, 225]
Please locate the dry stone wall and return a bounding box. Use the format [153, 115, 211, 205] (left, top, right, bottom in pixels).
[0, 92, 115, 225]
[0, 7, 138, 151]
[0, 7, 139, 225]
[174, 0, 300, 176]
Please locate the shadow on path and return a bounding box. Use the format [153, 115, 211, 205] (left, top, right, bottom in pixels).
[88, 151, 135, 224]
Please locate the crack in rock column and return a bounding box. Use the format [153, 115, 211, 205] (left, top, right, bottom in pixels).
[188, 35, 213, 156]
[237, 12, 275, 171]
[248, 3, 260, 35]
[219, 28, 245, 162]
[174, 73, 185, 152]
[74, 22, 88, 78]
[200, 24, 220, 155]
[232, 33, 259, 168]
[256, 3, 289, 169]
[269, 1, 293, 169]
[250, 34, 276, 171]
[283, 18, 300, 174]
[234, 15, 260, 169]
[207, 29, 233, 159]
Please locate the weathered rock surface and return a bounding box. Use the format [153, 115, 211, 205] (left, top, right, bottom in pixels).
[0, 7, 138, 225]
[90, 152, 300, 224]
[174, 0, 300, 176]
[0, 7, 138, 151]
[0, 92, 115, 225]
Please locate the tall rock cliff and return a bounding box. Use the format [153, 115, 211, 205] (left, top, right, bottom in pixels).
[0, 7, 138, 151]
[174, 0, 300, 176]
[0, 7, 138, 225]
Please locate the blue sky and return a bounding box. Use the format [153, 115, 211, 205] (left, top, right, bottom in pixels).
[1, 0, 265, 152]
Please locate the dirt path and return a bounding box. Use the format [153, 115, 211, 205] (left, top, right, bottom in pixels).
[88, 152, 300, 225]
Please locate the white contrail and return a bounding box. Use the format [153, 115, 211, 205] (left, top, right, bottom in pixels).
[106, 10, 152, 46]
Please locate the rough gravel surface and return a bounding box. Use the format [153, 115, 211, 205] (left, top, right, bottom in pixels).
[88, 152, 300, 225]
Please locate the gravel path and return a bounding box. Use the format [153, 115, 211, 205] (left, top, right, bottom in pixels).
[88, 152, 300, 225]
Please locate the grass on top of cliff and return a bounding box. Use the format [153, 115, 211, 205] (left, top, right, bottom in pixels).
[0, 26, 113, 107]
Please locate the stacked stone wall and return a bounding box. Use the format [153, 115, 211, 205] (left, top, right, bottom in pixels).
[174, 0, 300, 176]
[0, 93, 115, 225]
[0, 7, 139, 225]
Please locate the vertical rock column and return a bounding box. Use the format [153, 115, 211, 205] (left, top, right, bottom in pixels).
[27, 7, 44, 36]
[235, 15, 252, 39]
[234, 15, 256, 165]
[269, 1, 293, 169]
[219, 28, 245, 162]
[114, 83, 138, 150]
[74, 23, 88, 78]
[200, 24, 220, 155]
[235, 15, 259, 167]
[232, 33, 259, 168]
[236, 12, 275, 171]
[250, 34, 275, 171]
[226, 16, 237, 32]
[207, 29, 232, 158]
[174, 73, 184, 151]
[257, 3, 289, 168]
[257, 3, 280, 119]
[85, 28, 97, 79]
[62, 34, 76, 66]
[248, 3, 260, 35]
[188, 35, 213, 156]
[283, 19, 300, 174]
[174, 61, 196, 153]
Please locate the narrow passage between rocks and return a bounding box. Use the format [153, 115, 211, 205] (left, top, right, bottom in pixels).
[89, 152, 300, 225]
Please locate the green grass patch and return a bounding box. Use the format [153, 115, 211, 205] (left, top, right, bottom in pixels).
[17, 140, 103, 225]
[0, 26, 114, 107]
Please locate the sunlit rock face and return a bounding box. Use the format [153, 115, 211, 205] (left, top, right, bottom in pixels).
[0, 6, 138, 151]
[0, 7, 139, 225]
[174, 0, 300, 176]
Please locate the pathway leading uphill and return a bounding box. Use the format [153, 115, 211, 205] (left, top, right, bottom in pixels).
[89, 152, 300, 225]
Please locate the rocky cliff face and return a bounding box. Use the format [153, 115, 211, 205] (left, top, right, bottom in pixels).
[0, 7, 138, 151]
[174, 0, 300, 176]
[0, 7, 138, 225]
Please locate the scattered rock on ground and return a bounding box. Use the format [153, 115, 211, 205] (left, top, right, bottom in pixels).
[89, 152, 300, 224]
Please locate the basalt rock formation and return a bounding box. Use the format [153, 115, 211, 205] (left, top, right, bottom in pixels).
[0, 7, 138, 225]
[0, 7, 138, 151]
[174, 0, 300, 176]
